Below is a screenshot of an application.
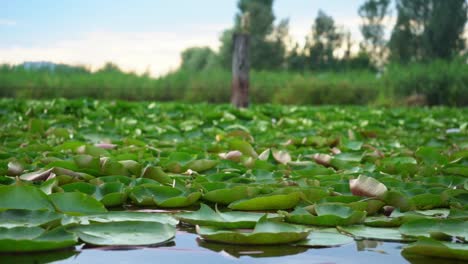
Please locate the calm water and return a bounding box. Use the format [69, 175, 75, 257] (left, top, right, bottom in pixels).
[0, 227, 462, 264]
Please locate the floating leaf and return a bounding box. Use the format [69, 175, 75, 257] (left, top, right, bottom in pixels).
[272, 150, 291, 164]
[296, 229, 354, 247]
[62, 211, 178, 226]
[285, 205, 366, 226]
[349, 175, 388, 197]
[203, 186, 261, 205]
[49, 192, 107, 215]
[0, 185, 54, 211]
[228, 192, 301, 211]
[402, 237, 468, 261]
[337, 225, 415, 242]
[69, 221, 175, 246]
[176, 203, 280, 228]
[196, 217, 309, 245]
[229, 139, 258, 158]
[129, 184, 201, 207]
[0, 210, 62, 228]
[0, 226, 77, 252]
[399, 219, 467, 240]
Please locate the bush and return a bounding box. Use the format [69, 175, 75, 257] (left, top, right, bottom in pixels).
[383, 59, 468, 106]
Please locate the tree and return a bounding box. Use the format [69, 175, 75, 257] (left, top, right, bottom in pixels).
[305, 10, 344, 70]
[424, 0, 467, 59]
[358, 0, 391, 65]
[218, 0, 288, 70]
[390, 0, 467, 62]
[180, 47, 218, 71]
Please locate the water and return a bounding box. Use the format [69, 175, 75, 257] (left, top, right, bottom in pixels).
[0, 227, 461, 264]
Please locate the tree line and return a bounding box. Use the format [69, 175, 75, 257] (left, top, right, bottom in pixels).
[181, 0, 467, 72]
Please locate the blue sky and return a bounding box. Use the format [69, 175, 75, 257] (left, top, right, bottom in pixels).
[1, 0, 392, 76]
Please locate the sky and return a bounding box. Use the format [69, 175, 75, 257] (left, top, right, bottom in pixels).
[0, 0, 394, 76]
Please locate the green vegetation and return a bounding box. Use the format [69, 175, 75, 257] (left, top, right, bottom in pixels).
[1, 59, 467, 106]
[0, 99, 467, 260]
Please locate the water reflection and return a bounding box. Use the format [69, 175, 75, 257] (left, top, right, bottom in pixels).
[0, 249, 78, 264]
[0, 232, 451, 264]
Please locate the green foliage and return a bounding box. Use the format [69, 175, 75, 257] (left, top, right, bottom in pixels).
[0, 99, 467, 257]
[383, 59, 468, 106]
[358, 0, 391, 63]
[1, 59, 467, 106]
[390, 0, 467, 62]
[218, 0, 288, 70]
[180, 47, 219, 71]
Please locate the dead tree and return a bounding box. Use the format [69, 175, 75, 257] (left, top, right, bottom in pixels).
[231, 13, 250, 108]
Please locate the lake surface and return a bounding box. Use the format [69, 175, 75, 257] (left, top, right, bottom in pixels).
[1, 226, 459, 264]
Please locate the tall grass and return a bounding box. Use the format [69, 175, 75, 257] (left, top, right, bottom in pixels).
[0, 60, 466, 106]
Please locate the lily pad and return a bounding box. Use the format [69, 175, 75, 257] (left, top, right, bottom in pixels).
[196, 216, 309, 245]
[176, 203, 280, 228]
[49, 192, 107, 215]
[296, 229, 354, 247]
[203, 185, 261, 205]
[68, 221, 175, 246]
[337, 225, 415, 242]
[399, 219, 468, 240]
[228, 192, 301, 211]
[0, 210, 62, 228]
[0, 185, 54, 211]
[285, 204, 366, 226]
[62, 211, 178, 226]
[129, 184, 201, 208]
[0, 226, 77, 252]
[402, 237, 468, 261]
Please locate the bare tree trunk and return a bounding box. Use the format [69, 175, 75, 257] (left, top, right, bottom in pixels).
[231, 33, 250, 108]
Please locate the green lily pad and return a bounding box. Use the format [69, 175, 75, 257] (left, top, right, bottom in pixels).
[296, 229, 354, 247]
[399, 219, 468, 240]
[228, 192, 301, 211]
[364, 214, 426, 227]
[62, 211, 178, 226]
[286, 204, 366, 226]
[49, 192, 107, 215]
[203, 185, 261, 205]
[0, 185, 54, 211]
[0, 226, 77, 252]
[68, 221, 175, 246]
[196, 216, 309, 245]
[0, 210, 63, 228]
[61, 182, 127, 207]
[129, 184, 201, 207]
[337, 225, 415, 242]
[402, 237, 468, 261]
[176, 203, 280, 228]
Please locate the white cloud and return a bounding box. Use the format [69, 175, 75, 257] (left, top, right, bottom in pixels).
[0, 19, 16, 26]
[0, 26, 223, 77]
